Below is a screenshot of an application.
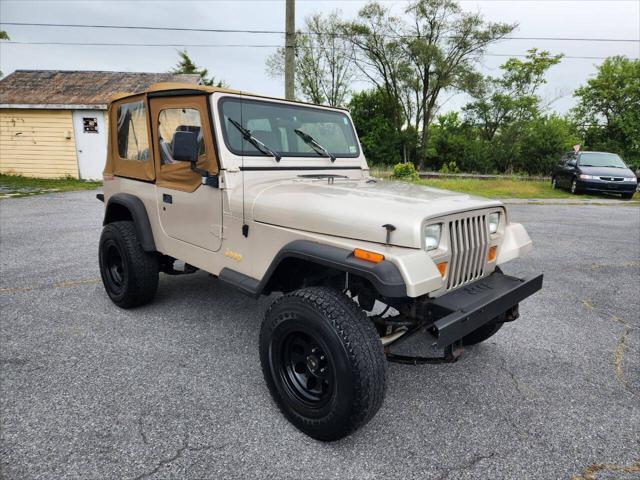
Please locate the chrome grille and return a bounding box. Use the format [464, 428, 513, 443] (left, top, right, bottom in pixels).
[599, 176, 624, 182]
[447, 215, 489, 290]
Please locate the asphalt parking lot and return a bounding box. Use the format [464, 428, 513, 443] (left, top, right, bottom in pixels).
[1, 190, 639, 480]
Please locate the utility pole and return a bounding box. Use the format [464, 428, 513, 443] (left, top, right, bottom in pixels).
[284, 0, 295, 100]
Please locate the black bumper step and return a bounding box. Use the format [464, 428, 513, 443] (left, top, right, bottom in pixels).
[430, 271, 543, 347]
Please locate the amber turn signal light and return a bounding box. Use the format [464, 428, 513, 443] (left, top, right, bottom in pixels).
[487, 246, 497, 262]
[437, 262, 448, 277]
[353, 248, 384, 263]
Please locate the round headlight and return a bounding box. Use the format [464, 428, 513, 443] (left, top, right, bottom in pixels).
[424, 223, 442, 251]
[488, 213, 500, 234]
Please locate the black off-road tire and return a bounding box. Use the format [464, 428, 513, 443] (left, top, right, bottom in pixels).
[462, 319, 504, 345]
[259, 287, 386, 441]
[99, 221, 159, 309]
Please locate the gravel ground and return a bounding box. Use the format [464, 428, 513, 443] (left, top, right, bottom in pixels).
[1, 190, 639, 480]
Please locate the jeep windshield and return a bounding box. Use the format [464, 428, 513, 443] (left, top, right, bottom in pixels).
[218, 97, 359, 159]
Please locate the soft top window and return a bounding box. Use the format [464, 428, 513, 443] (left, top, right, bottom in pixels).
[117, 100, 150, 162]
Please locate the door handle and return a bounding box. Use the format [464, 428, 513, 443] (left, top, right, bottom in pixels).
[163, 194, 173, 204]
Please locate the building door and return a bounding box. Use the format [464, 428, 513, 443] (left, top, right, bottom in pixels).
[72, 110, 107, 179]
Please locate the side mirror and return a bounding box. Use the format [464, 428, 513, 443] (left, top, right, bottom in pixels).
[172, 131, 199, 163]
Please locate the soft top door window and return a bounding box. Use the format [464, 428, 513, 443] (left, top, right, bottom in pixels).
[150, 95, 218, 192]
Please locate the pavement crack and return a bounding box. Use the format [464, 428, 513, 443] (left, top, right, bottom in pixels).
[137, 415, 149, 445]
[132, 432, 220, 480]
[435, 452, 496, 480]
[582, 299, 639, 399]
[571, 459, 640, 480]
[498, 357, 533, 400]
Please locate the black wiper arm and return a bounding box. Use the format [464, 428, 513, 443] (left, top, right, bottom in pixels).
[228, 118, 281, 162]
[294, 129, 336, 162]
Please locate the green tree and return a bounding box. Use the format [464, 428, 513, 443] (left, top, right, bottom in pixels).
[171, 50, 226, 87]
[344, 0, 515, 161]
[0, 31, 9, 79]
[572, 56, 640, 167]
[464, 49, 563, 141]
[349, 88, 407, 165]
[266, 11, 355, 106]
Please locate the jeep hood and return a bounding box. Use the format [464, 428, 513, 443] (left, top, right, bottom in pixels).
[252, 178, 503, 248]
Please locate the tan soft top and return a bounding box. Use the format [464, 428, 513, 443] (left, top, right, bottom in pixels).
[108, 82, 243, 103]
[107, 82, 348, 111]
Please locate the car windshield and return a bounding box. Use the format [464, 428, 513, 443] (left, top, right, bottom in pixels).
[579, 152, 627, 168]
[219, 97, 359, 158]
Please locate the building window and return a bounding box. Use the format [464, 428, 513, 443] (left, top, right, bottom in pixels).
[83, 117, 98, 133]
[117, 101, 149, 161]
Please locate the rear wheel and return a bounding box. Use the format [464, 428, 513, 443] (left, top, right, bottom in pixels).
[99, 221, 159, 308]
[260, 287, 386, 441]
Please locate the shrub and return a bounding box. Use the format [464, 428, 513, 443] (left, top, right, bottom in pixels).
[392, 162, 419, 180]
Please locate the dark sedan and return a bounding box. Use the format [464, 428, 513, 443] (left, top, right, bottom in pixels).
[552, 151, 637, 199]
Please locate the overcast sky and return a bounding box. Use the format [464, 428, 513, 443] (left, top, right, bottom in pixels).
[1, 0, 639, 114]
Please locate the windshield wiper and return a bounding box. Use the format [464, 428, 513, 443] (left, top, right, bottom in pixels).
[228, 118, 281, 162]
[294, 129, 336, 162]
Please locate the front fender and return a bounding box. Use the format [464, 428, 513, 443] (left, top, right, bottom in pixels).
[496, 223, 533, 265]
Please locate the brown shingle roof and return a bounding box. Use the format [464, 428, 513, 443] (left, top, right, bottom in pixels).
[0, 70, 202, 107]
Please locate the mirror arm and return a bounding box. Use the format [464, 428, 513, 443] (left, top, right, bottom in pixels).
[189, 162, 219, 188]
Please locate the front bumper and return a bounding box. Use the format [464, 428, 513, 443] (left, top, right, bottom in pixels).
[427, 271, 543, 347]
[577, 179, 637, 194]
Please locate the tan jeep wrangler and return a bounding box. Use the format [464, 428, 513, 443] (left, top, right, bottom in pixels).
[98, 83, 543, 441]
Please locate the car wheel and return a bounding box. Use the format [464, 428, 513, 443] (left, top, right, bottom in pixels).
[570, 178, 580, 195]
[551, 177, 558, 189]
[621, 192, 634, 200]
[462, 319, 504, 345]
[99, 221, 159, 308]
[260, 286, 386, 441]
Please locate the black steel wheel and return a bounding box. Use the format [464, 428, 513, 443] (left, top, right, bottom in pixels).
[99, 221, 159, 308]
[260, 287, 386, 441]
[280, 331, 335, 408]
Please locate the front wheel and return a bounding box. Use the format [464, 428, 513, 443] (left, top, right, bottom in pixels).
[99, 221, 159, 308]
[621, 192, 635, 200]
[260, 287, 386, 441]
[462, 319, 503, 345]
[570, 178, 581, 195]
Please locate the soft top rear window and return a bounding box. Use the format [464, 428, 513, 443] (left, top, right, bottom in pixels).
[218, 97, 359, 159]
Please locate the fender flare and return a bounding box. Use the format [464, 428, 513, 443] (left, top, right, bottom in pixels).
[219, 239, 407, 298]
[103, 193, 156, 252]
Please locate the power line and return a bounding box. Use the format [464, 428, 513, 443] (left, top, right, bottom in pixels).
[1, 21, 639, 43]
[3, 41, 280, 48]
[2, 41, 629, 60]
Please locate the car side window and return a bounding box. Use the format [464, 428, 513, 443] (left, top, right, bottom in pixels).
[117, 100, 150, 161]
[157, 108, 206, 166]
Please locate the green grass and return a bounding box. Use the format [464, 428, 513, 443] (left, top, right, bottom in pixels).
[401, 176, 638, 201]
[0, 174, 101, 199]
